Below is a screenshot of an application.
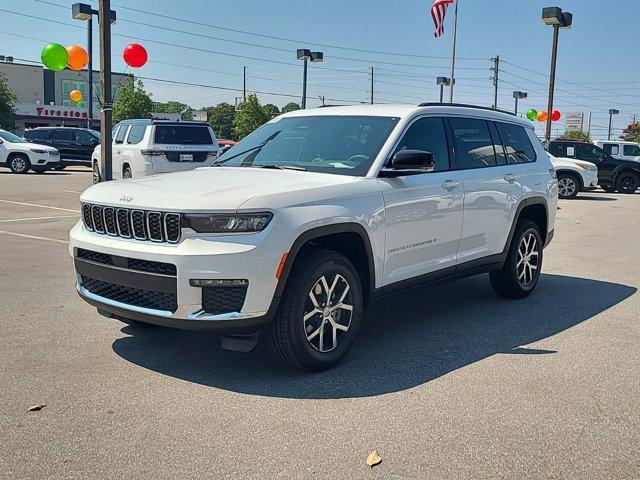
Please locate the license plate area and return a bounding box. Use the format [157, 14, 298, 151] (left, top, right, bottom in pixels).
[179, 154, 193, 162]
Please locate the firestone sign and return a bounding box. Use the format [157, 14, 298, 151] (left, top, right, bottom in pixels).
[15, 102, 99, 120]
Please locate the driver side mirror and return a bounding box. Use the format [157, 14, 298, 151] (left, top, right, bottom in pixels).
[391, 149, 435, 172]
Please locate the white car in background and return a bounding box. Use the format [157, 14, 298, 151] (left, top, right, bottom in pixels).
[0, 129, 60, 174]
[548, 153, 598, 199]
[595, 140, 640, 163]
[92, 120, 219, 183]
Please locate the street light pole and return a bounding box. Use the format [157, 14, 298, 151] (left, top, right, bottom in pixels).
[608, 109, 619, 140]
[437, 77, 451, 104]
[297, 49, 323, 110]
[98, 0, 112, 181]
[302, 58, 308, 109]
[87, 15, 92, 129]
[513, 91, 527, 116]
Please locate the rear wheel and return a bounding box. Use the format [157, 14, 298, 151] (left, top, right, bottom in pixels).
[490, 219, 543, 299]
[557, 172, 580, 199]
[268, 248, 363, 371]
[123, 165, 132, 179]
[617, 172, 639, 194]
[92, 160, 101, 184]
[8, 154, 30, 174]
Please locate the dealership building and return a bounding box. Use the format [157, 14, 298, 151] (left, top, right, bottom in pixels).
[0, 57, 132, 134]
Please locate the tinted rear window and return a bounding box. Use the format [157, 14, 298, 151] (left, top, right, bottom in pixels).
[24, 129, 51, 140]
[153, 125, 213, 145]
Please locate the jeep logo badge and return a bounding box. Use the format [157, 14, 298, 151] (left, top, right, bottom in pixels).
[119, 195, 133, 203]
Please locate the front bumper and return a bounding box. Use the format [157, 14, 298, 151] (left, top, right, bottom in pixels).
[32, 156, 61, 167]
[70, 221, 284, 331]
[581, 170, 599, 189]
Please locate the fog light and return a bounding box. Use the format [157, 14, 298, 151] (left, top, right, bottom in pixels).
[190, 279, 248, 287]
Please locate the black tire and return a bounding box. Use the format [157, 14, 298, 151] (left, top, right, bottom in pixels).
[616, 172, 639, 194]
[601, 185, 616, 193]
[31, 167, 47, 174]
[92, 160, 101, 184]
[123, 165, 132, 179]
[557, 172, 581, 199]
[8, 154, 30, 174]
[268, 248, 363, 371]
[490, 219, 543, 299]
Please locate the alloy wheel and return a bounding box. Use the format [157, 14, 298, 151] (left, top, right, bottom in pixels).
[558, 177, 576, 198]
[516, 232, 539, 287]
[11, 157, 27, 173]
[92, 162, 100, 184]
[619, 176, 636, 193]
[303, 273, 353, 353]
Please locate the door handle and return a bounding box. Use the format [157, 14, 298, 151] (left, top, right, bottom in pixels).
[441, 179, 460, 190]
[116, 150, 121, 154]
[503, 173, 520, 183]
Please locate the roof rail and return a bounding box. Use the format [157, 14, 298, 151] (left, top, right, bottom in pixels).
[417, 102, 516, 117]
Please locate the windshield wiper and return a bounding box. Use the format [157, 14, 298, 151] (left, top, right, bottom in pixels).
[259, 164, 307, 171]
[213, 131, 281, 166]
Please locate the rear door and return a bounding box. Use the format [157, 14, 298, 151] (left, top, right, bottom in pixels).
[49, 129, 75, 159]
[73, 130, 99, 163]
[576, 143, 614, 183]
[149, 124, 218, 173]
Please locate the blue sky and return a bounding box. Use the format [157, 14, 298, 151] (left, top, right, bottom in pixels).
[0, 0, 638, 139]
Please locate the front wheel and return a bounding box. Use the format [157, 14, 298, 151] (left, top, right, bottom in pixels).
[617, 172, 639, 194]
[123, 166, 132, 179]
[9, 155, 30, 174]
[490, 219, 543, 299]
[268, 248, 363, 371]
[557, 172, 580, 199]
[92, 160, 101, 184]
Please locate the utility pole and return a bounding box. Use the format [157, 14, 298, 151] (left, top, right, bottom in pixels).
[98, 0, 112, 181]
[243, 66, 246, 101]
[319, 95, 325, 106]
[87, 16, 93, 129]
[370, 67, 374, 105]
[491, 55, 500, 110]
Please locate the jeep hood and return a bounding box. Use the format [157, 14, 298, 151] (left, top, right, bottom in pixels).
[80, 166, 358, 211]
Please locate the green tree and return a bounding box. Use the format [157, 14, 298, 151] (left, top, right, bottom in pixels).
[263, 103, 280, 118]
[205, 102, 236, 139]
[558, 130, 592, 142]
[281, 102, 301, 113]
[152, 100, 193, 120]
[112, 80, 153, 124]
[621, 122, 640, 143]
[234, 94, 268, 140]
[0, 73, 17, 130]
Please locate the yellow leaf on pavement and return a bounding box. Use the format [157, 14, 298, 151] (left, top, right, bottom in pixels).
[365, 450, 382, 468]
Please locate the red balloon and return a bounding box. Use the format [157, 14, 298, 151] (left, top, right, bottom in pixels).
[552, 110, 562, 122]
[123, 43, 147, 68]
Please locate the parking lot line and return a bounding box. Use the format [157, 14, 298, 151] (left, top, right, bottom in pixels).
[0, 199, 79, 213]
[61, 189, 83, 194]
[0, 215, 78, 223]
[0, 229, 69, 244]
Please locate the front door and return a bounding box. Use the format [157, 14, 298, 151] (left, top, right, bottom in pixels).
[378, 116, 464, 286]
[577, 143, 614, 184]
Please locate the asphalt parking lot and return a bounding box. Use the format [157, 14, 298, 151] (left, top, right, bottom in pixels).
[1, 169, 639, 479]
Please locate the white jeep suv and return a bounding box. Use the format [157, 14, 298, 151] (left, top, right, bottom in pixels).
[70, 104, 558, 371]
[91, 120, 219, 183]
[0, 129, 60, 174]
[548, 153, 598, 199]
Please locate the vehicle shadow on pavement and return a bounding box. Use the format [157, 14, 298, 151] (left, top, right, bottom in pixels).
[112, 273, 636, 399]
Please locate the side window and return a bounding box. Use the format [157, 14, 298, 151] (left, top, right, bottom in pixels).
[126, 125, 146, 145]
[496, 122, 537, 164]
[577, 144, 604, 162]
[603, 144, 619, 155]
[392, 117, 450, 171]
[449, 117, 497, 169]
[623, 144, 640, 156]
[75, 130, 95, 144]
[115, 125, 128, 144]
[112, 126, 120, 139]
[487, 122, 507, 165]
[566, 145, 575, 157]
[51, 129, 74, 141]
[25, 129, 50, 140]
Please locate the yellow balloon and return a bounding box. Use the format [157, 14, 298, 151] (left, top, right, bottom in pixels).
[69, 89, 83, 102]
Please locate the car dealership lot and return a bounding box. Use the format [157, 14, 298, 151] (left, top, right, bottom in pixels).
[1, 170, 639, 479]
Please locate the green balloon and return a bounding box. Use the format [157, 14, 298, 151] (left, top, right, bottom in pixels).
[526, 109, 538, 121]
[41, 43, 68, 71]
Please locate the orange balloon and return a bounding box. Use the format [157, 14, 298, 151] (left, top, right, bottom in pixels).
[69, 89, 83, 102]
[66, 44, 88, 71]
[537, 110, 549, 122]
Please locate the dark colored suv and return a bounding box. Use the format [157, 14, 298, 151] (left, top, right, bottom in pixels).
[23, 127, 100, 169]
[546, 140, 640, 194]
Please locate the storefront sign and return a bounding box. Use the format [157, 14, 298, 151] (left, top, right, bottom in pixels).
[15, 102, 97, 120]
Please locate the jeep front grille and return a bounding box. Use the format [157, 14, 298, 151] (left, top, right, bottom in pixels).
[81, 203, 181, 244]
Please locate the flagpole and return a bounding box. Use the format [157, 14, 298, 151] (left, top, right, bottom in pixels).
[449, 0, 459, 103]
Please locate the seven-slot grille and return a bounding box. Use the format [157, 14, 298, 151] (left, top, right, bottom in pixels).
[82, 203, 181, 243]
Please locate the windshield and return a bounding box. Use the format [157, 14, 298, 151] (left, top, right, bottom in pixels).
[216, 115, 399, 176]
[0, 131, 25, 143]
[153, 125, 213, 145]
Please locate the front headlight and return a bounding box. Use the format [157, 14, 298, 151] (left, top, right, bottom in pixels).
[184, 212, 273, 233]
[30, 148, 48, 154]
[574, 161, 597, 172]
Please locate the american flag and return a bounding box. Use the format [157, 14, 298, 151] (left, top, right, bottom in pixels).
[431, 0, 455, 37]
